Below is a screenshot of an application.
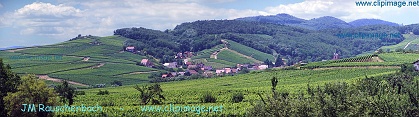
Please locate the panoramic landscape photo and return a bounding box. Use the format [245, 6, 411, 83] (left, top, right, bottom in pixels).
[1, 0, 419, 116]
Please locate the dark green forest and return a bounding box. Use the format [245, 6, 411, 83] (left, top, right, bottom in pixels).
[112, 19, 411, 65]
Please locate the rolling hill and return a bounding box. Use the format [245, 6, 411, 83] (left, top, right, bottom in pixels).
[349, 19, 400, 27]
[0, 16, 412, 87]
[0, 34, 279, 85]
[0, 36, 159, 87]
[235, 13, 305, 25]
[49, 50, 419, 116]
[295, 16, 353, 30]
[170, 20, 404, 64]
[1, 14, 419, 116]
[237, 13, 400, 30]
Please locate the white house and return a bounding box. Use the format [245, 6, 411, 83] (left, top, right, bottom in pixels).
[259, 65, 269, 70]
[216, 69, 225, 75]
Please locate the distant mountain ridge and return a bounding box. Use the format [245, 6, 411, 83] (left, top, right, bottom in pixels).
[295, 16, 353, 30]
[0, 46, 25, 50]
[236, 13, 400, 30]
[349, 19, 400, 27]
[235, 13, 305, 25]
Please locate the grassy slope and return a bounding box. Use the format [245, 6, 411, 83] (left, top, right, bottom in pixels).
[217, 49, 258, 64]
[226, 39, 275, 62]
[0, 36, 157, 86]
[1, 35, 279, 86]
[303, 52, 419, 68]
[380, 34, 419, 51]
[191, 40, 275, 68]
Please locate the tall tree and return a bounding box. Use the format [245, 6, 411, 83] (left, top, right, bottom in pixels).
[55, 80, 76, 105]
[4, 74, 57, 117]
[0, 58, 21, 117]
[275, 55, 284, 67]
[134, 83, 165, 105]
[264, 59, 273, 68]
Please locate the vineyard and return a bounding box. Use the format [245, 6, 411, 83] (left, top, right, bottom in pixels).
[332, 54, 380, 62]
[53, 68, 399, 116]
[217, 49, 257, 64]
[226, 39, 275, 62]
[302, 52, 419, 69]
[380, 34, 419, 51]
[0, 36, 157, 86]
[192, 44, 224, 59]
[190, 39, 275, 68]
[1, 33, 418, 116]
[192, 58, 234, 69]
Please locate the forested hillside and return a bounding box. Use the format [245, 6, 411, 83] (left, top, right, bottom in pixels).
[295, 16, 352, 30]
[114, 19, 404, 65]
[349, 19, 400, 27]
[398, 24, 419, 35]
[235, 13, 305, 25]
[237, 13, 402, 30]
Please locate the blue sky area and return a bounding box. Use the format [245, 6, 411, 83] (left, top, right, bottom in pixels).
[0, 0, 418, 48]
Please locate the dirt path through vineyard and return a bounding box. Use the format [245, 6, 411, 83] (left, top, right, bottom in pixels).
[37, 75, 89, 87]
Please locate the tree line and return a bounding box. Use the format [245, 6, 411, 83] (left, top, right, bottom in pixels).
[0, 59, 76, 117]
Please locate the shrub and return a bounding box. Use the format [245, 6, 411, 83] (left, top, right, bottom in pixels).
[111, 80, 123, 86]
[75, 91, 85, 95]
[232, 93, 244, 103]
[97, 90, 109, 95]
[201, 93, 216, 103]
[134, 84, 165, 105]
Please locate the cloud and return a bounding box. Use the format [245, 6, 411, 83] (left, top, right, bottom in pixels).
[146, 0, 235, 3]
[15, 2, 81, 19]
[1, 2, 82, 36]
[0, 3, 3, 8]
[1, 0, 418, 48]
[0, 0, 263, 47]
[55, 0, 262, 35]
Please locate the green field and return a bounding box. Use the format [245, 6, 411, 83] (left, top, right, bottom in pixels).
[191, 39, 275, 68]
[55, 68, 398, 116]
[2, 34, 417, 116]
[192, 44, 224, 59]
[192, 58, 234, 69]
[12, 63, 98, 74]
[217, 49, 257, 64]
[303, 52, 419, 69]
[379, 52, 419, 63]
[226, 40, 275, 62]
[380, 34, 419, 51]
[0, 36, 157, 86]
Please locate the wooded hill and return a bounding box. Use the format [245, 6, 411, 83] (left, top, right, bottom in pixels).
[236, 13, 401, 30]
[113, 19, 407, 65]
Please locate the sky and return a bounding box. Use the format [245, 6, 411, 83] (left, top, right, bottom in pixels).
[0, 0, 418, 48]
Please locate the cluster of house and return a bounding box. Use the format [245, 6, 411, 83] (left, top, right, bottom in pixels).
[161, 61, 214, 78]
[175, 51, 193, 59]
[159, 59, 272, 78]
[236, 63, 269, 70]
[123, 48, 275, 78]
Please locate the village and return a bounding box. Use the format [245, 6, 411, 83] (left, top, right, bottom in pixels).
[125, 46, 273, 79]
